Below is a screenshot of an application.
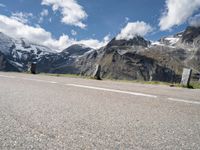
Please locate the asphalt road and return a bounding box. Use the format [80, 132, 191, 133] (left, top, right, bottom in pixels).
[0, 72, 200, 149]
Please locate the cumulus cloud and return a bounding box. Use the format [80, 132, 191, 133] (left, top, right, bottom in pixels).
[71, 29, 77, 36]
[0, 14, 108, 51]
[77, 34, 111, 48]
[39, 9, 49, 23]
[11, 12, 33, 24]
[0, 3, 6, 7]
[116, 21, 152, 40]
[41, 0, 87, 29]
[125, 17, 130, 22]
[189, 14, 200, 27]
[159, 0, 200, 31]
[41, 9, 49, 17]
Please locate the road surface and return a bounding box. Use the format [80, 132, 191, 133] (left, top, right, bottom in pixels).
[0, 72, 200, 149]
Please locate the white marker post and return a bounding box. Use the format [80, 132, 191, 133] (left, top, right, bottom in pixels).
[93, 64, 101, 80]
[181, 68, 192, 87]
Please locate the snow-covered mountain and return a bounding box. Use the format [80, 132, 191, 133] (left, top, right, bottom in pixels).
[0, 32, 55, 56]
[151, 26, 200, 51]
[0, 32, 93, 72]
[76, 26, 200, 82]
[0, 32, 56, 71]
[0, 26, 200, 82]
[36, 44, 94, 74]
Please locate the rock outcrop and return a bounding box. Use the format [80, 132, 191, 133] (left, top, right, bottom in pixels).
[0, 26, 200, 83]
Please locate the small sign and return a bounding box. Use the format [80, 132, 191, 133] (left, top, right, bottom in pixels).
[181, 68, 192, 87]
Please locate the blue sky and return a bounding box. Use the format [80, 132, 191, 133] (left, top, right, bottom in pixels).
[0, 0, 199, 50]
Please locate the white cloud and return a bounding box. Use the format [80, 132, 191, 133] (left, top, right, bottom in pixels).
[71, 29, 77, 36]
[103, 34, 111, 42]
[77, 34, 111, 48]
[41, 9, 49, 17]
[0, 3, 6, 7]
[0, 14, 108, 51]
[125, 17, 129, 22]
[189, 14, 200, 27]
[0, 14, 66, 50]
[39, 9, 49, 23]
[11, 12, 33, 24]
[116, 21, 152, 40]
[41, 0, 87, 29]
[159, 0, 200, 31]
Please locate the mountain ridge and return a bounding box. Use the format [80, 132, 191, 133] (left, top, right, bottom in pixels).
[0, 26, 199, 82]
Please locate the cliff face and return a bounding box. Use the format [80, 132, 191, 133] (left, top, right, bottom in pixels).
[76, 37, 179, 82]
[76, 27, 200, 82]
[0, 26, 200, 82]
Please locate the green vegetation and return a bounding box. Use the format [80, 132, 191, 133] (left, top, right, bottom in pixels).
[41, 73, 81, 78]
[135, 80, 200, 89]
[40, 73, 94, 79]
[31, 72, 200, 89]
[189, 82, 200, 89]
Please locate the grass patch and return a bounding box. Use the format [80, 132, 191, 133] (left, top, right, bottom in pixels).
[103, 77, 172, 85]
[190, 82, 200, 89]
[41, 73, 80, 78]
[135, 80, 171, 85]
[104, 77, 200, 89]
[39, 73, 95, 79]
[167, 81, 200, 89]
[27, 72, 200, 89]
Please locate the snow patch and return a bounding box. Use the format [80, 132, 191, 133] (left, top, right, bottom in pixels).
[164, 37, 179, 45]
[0, 32, 14, 55]
[9, 60, 23, 68]
[151, 41, 165, 46]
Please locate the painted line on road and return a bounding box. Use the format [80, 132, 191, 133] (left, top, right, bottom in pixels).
[21, 77, 58, 84]
[49, 81, 58, 84]
[1, 74, 200, 105]
[67, 84, 158, 98]
[0, 75, 16, 79]
[168, 98, 200, 105]
[0, 75, 57, 84]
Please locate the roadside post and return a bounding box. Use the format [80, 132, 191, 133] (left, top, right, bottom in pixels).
[181, 68, 192, 87]
[93, 64, 101, 80]
[31, 62, 37, 74]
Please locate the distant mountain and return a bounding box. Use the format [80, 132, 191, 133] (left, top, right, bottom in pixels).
[0, 32, 94, 73]
[107, 36, 150, 48]
[62, 44, 94, 56]
[76, 36, 178, 82]
[76, 26, 200, 82]
[0, 32, 55, 71]
[152, 26, 200, 49]
[181, 26, 200, 45]
[36, 44, 94, 74]
[0, 26, 200, 82]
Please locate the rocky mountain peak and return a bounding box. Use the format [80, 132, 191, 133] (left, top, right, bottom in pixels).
[1, 26, 200, 82]
[106, 36, 150, 48]
[20, 38, 31, 49]
[181, 26, 200, 44]
[61, 44, 93, 56]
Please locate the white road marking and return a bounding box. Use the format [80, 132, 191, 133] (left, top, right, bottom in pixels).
[168, 98, 200, 105]
[0, 75, 58, 84]
[0, 75, 16, 79]
[21, 78, 48, 82]
[67, 84, 158, 98]
[1, 74, 200, 105]
[21, 78, 57, 84]
[49, 81, 58, 84]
